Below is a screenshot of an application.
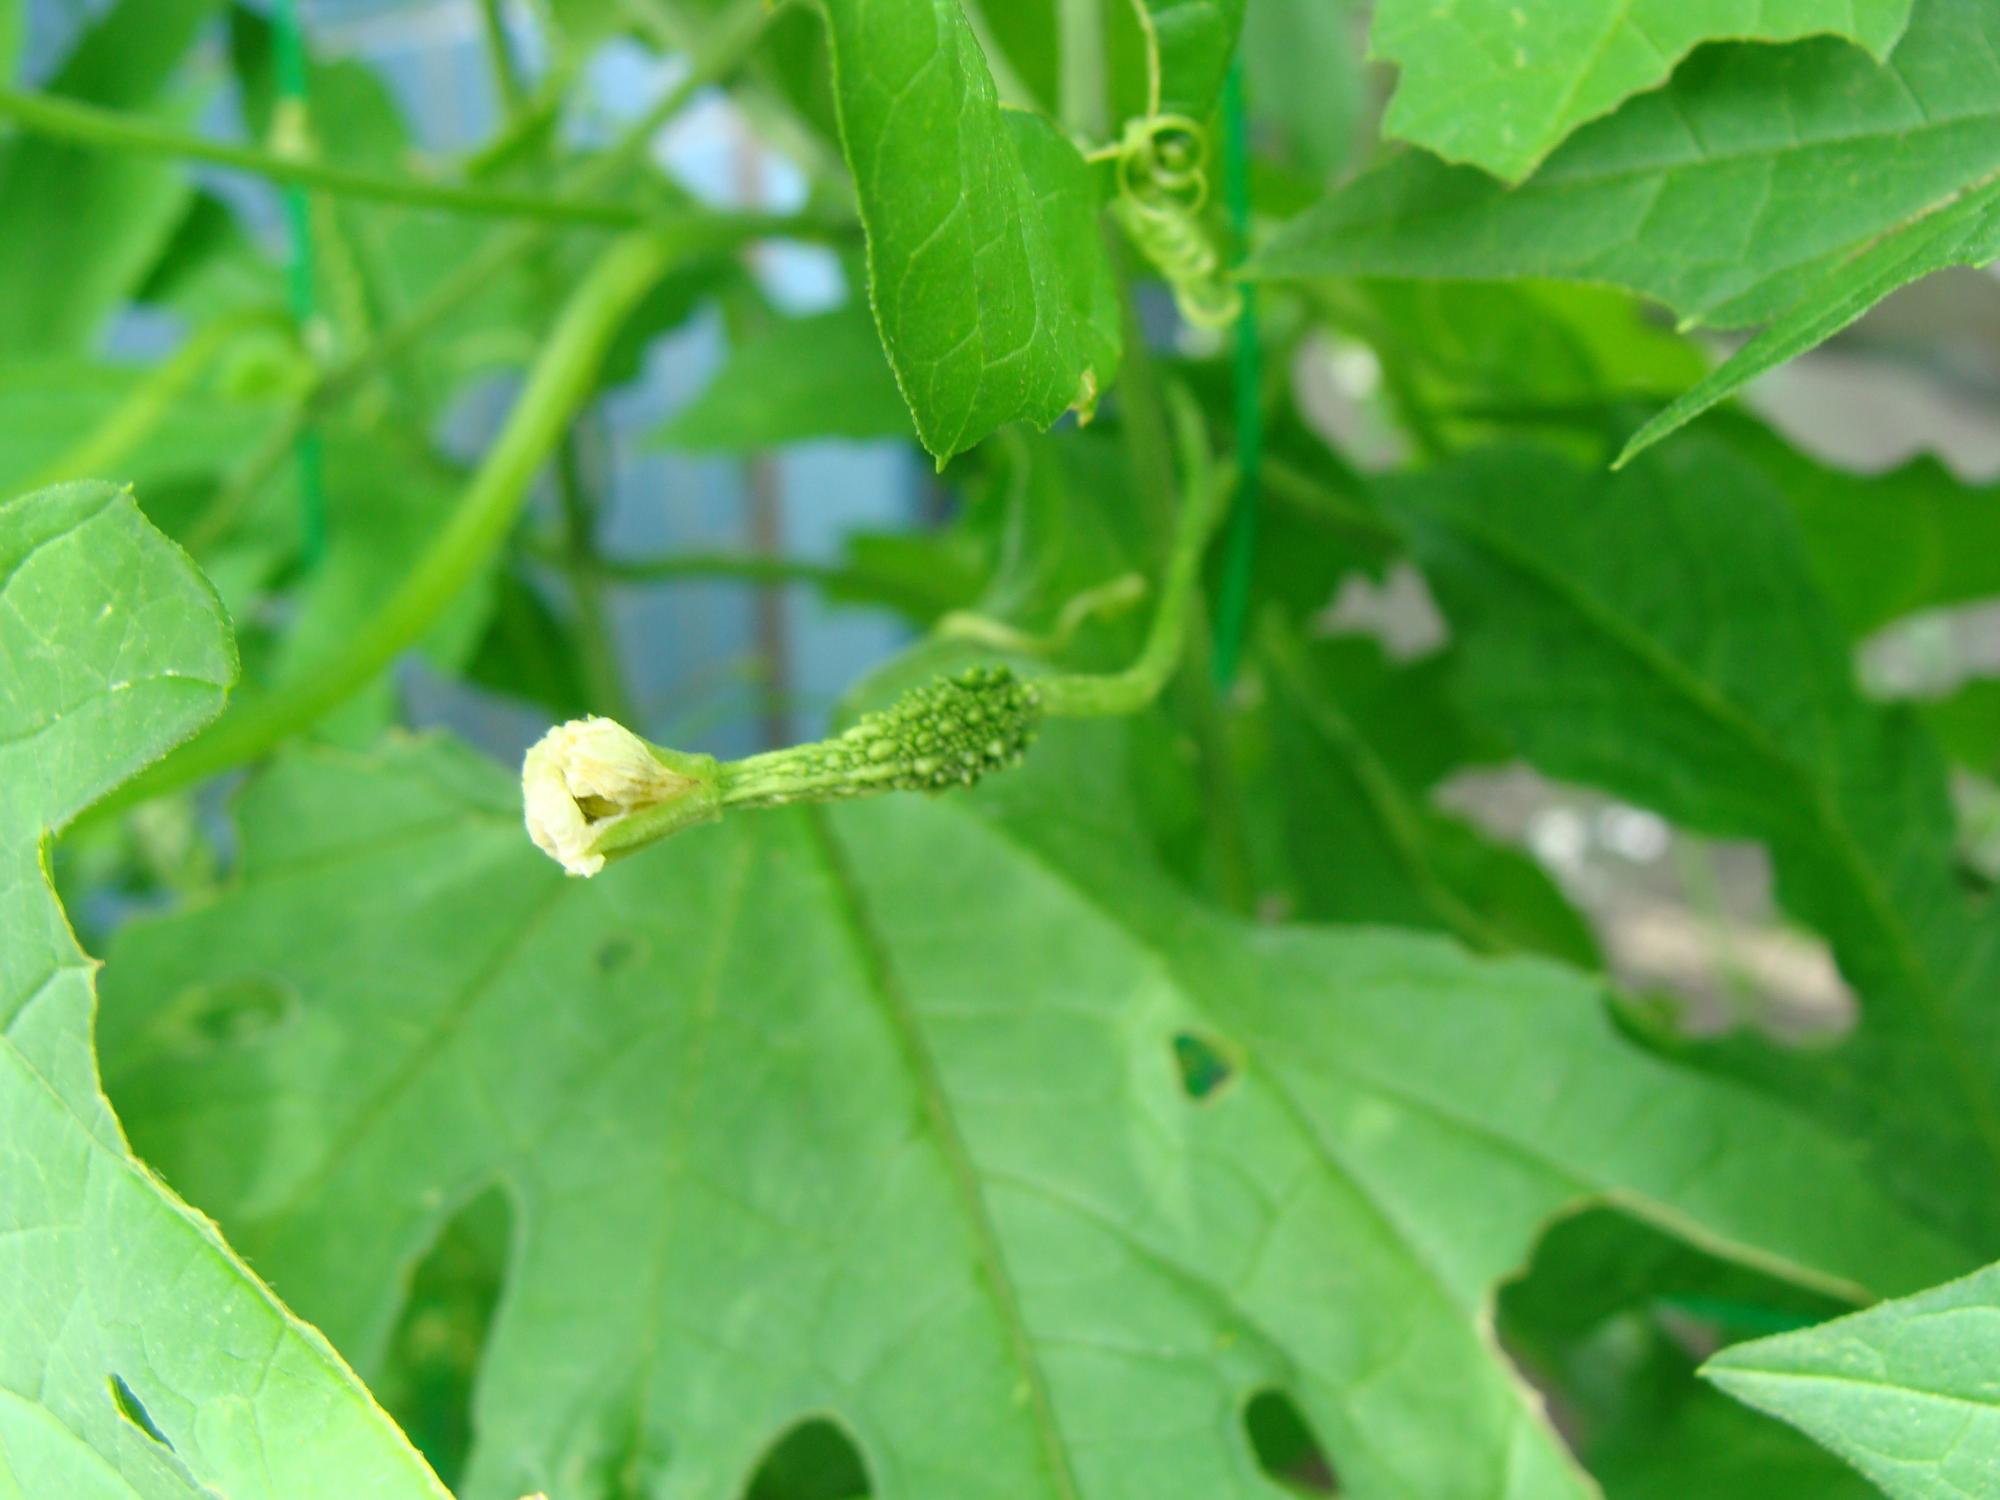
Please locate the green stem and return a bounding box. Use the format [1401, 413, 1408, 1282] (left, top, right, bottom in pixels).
[462, 79, 566, 178]
[937, 573, 1146, 657]
[1104, 263, 1256, 909]
[272, 0, 328, 567]
[0, 83, 660, 227]
[591, 549, 863, 589]
[1038, 387, 1231, 718]
[105, 230, 683, 814]
[476, 0, 531, 118]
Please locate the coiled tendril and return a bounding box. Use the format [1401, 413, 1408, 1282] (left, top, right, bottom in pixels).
[1112, 113, 1241, 330]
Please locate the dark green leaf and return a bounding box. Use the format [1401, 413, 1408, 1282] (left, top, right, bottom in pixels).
[1389, 439, 2000, 1251]
[818, 1, 1119, 459]
[1254, 630, 1596, 965]
[1719, 416, 2000, 639]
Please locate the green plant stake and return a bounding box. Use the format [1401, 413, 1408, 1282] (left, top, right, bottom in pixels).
[272, 0, 328, 567]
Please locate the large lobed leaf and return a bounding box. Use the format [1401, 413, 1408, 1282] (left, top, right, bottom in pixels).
[96, 721, 1966, 1500]
[817, 0, 1119, 461]
[1255, 0, 2000, 457]
[1386, 437, 2000, 1259]
[0, 483, 445, 1500]
[1370, 0, 1912, 182]
[1706, 1262, 2000, 1499]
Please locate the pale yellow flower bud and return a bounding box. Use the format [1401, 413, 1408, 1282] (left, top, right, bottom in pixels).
[522, 717, 713, 877]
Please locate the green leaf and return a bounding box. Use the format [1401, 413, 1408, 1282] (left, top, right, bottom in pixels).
[817, 1, 1119, 460]
[1717, 416, 2000, 639]
[656, 304, 914, 449]
[1371, 0, 1912, 182]
[1387, 439, 2000, 1251]
[1705, 1262, 2000, 1499]
[99, 724, 1965, 1500]
[1618, 174, 2000, 462]
[1253, 630, 1597, 967]
[1339, 280, 1708, 408]
[1259, 0, 1999, 329]
[0, 482, 445, 1500]
[1311, 278, 1710, 464]
[0, 0, 222, 356]
[1254, 0, 2000, 448]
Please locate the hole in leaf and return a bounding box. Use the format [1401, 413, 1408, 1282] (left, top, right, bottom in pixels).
[374, 1185, 513, 1490]
[1501, 1207, 1849, 1356]
[595, 933, 649, 974]
[744, 1416, 872, 1500]
[109, 1374, 173, 1450]
[1243, 1388, 1339, 1495]
[1171, 1031, 1235, 1101]
[1495, 1206, 1860, 1468]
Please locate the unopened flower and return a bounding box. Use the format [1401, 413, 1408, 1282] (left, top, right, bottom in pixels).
[522, 717, 714, 877]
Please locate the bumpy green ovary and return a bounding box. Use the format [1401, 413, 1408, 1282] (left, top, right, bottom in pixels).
[718, 667, 1043, 809]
